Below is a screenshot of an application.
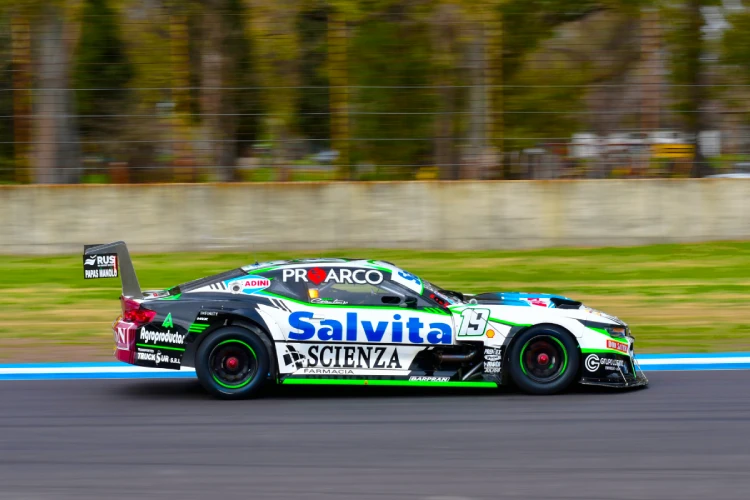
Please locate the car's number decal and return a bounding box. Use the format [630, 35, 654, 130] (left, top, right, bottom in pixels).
[457, 308, 490, 337]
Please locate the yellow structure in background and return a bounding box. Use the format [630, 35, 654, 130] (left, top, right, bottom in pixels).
[651, 143, 695, 159]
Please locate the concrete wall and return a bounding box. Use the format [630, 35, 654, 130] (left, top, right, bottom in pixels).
[1, 180, 749, 254]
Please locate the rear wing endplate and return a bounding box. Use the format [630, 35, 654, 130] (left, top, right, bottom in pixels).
[83, 241, 142, 298]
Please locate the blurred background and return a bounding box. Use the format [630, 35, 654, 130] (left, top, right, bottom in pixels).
[3, 0, 750, 184]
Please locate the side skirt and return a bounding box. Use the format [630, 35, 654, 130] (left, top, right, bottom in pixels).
[280, 376, 498, 389]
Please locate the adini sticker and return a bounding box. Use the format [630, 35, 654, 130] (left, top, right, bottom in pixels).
[226, 276, 271, 295]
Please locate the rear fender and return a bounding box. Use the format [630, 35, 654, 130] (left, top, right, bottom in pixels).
[183, 308, 277, 378]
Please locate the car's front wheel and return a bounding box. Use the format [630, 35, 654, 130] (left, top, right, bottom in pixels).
[508, 326, 579, 395]
[195, 326, 271, 399]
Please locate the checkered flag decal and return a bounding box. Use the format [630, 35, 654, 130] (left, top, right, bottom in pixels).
[283, 345, 305, 369]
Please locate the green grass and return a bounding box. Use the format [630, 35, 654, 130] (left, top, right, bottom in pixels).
[1, 242, 749, 361]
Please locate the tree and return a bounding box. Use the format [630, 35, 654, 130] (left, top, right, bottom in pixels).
[431, 0, 464, 180]
[664, 0, 721, 177]
[349, 1, 437, 178]
[8, 12, 31, 182]
[2, 0, 85, 183]
[720, 4, 750, 155]
[72, 0, 134, 160]
[246, 0, 302, 181]
[199, 0, 245, 181]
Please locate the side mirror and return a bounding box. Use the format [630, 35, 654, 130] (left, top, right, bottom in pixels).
[401, 296, 418, 309]
[381, 295, 401, 305]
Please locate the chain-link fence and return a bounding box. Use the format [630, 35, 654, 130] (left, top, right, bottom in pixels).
[2, 1, 750, 184]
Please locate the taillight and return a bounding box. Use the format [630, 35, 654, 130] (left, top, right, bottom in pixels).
[120, 296, 156, 325]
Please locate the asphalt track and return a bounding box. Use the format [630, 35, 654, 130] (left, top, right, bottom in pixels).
[0, 371, 749, 500]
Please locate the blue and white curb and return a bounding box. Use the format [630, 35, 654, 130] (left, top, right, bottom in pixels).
[0, 353, 749, 381]
[635, 353, 750, 371]
[0, 363, 196, 381]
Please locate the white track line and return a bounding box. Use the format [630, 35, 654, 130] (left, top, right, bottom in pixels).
[637, 357, 750, 365]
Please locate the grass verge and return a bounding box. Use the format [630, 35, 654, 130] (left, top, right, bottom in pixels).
[1, 242, 749, 361]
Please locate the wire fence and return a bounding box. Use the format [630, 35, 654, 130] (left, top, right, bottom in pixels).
[2, 1, 750, 183]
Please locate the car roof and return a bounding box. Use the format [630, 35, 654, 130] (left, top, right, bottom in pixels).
[241, 258, 398, 273]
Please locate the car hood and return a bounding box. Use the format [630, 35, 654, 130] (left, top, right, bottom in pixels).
[471, 292, 581, 309]
[469, 291, 626, 326]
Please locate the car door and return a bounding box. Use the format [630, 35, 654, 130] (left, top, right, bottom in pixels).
[276, 265, 455, 376]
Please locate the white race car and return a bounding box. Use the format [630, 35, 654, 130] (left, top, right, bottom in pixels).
[86, 242, 648, 399]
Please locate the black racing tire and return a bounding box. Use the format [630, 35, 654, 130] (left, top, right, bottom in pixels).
[508, 325, 579, 395]
[195, 326, 271, 400]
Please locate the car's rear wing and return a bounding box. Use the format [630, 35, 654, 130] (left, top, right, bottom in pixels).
[83, 241, 142, 298]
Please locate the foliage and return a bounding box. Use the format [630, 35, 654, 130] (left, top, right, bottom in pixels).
[225, 0, 261, 158]
[350, 4, 437, 173]
[722, 9, 750, 78]
[0, 15, 13, 167]
[2, 0, 750, 181]
[297, 1, 331, 151]
[72, 0, 134, 153]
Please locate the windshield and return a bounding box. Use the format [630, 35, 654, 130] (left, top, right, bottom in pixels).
[423, 280, 464, 305]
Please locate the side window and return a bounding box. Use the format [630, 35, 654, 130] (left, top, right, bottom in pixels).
[312, 280, 408, 306]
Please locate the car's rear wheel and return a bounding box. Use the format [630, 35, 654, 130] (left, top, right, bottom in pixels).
[508, 326, 579, 395]
[195, 326, 270, 399]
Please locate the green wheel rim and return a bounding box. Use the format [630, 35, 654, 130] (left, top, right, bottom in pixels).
[519, 334, 568, 382]
[547, 336, 568, 375]
[209, 339, 258, 390]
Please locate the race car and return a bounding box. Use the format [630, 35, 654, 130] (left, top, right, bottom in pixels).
[84, 241, 648, 399]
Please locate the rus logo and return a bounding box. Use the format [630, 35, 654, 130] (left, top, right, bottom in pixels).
[288, 311, 451, 344]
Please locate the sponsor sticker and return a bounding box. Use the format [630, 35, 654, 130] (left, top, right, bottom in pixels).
[139, 327, 186, 346]
[585, 354, 600, 372]
[311, 298, 348, 305]
[483, 347, 503, 373]
[135, 347, 181, 369]
[409, 376, 450, 382]
[391, 270, 423, 293]
[114, 324, 134, 350]
[305, 344, 402, 369]
[526, 298, 550, 307]
[607, 339, 629, 354]
[283, 345, 307, 369]
[585, 353, 626, 373]
[484, 361, 502, 372]
[83, 253, 119, 279]
[226, 276, 271, 295]
[282, 267, 384, 286]
[287, 311, 451, 345]
[282, 344, 416, 372]
[301, 368, 354, 375]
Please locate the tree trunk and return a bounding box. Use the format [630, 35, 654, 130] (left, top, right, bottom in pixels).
[170, 11, 195, 182]
[33, 4, 81, 184]
[328, 7, 351, 180]
[686, 0, 709, 178]
[484, 6, 503, 179]
[201, 1, 237, 182]
[11, 14, 32, 183]
[433, 2, 459, 180]
[246, 0, 300, 182]
[466, 26, 487, 180]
